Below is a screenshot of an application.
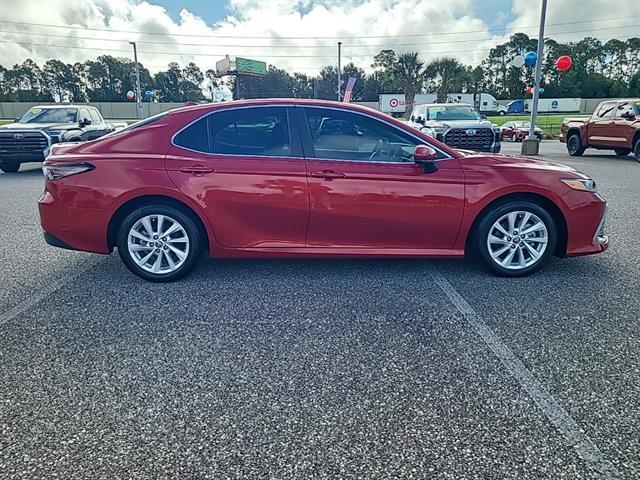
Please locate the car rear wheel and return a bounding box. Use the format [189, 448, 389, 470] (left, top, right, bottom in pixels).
[0, 161, 20, 173]
[567, 133, 585, 156]
[634, 139, 640, 163]
[116, 205, 203, 282]
[614, 148, 631, 157]
[476, 201, 557, 277]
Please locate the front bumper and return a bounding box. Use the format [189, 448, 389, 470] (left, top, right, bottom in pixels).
[562, 191, 609, 257]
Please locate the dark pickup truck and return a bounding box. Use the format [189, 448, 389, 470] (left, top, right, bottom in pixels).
[560, 99, 640, 162]
[0, 105, 116, 173]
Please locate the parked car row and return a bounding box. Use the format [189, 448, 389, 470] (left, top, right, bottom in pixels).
[0, 105, 126, 173]
[38, 99, 608, 282]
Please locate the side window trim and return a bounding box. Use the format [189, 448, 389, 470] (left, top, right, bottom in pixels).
[171, 105, 304, 159]
[297, 105, 451, 163]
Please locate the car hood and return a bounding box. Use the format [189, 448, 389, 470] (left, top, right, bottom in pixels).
[425, 119, 494, 129]
[0, 122, 76, 130]
[457, 150, 584, 175]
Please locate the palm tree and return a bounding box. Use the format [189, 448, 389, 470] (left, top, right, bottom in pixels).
[392, 52, 424, 117]
[424, 57, 466, 102]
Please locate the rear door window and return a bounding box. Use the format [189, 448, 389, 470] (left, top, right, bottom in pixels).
[209, 107, 293, 157]
[89, 109, 102, 125]
[173, 117, 210, 153]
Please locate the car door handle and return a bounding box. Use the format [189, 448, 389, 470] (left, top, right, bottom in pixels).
[179, 165, 214, 175]
[309, 170, 346, 180]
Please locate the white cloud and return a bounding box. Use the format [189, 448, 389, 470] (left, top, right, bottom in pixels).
[0, 0, 637, 78]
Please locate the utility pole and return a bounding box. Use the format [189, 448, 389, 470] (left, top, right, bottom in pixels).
[129, 42, 143, 119]
[522, 0, 547, 155]
[337, 41, 342, 101]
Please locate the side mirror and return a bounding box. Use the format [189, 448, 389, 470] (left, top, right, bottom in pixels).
[414, 144, 439, 173]
[416, 116, 424, 124]
[80, 118, 92, 127]
[15, 117, 21, 123]
[481, 114, 487, 119]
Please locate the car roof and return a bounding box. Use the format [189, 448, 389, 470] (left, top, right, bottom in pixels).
[168, 98, 383, 116]
[414, 103, 474, 107]
[30, 105, 82, 109]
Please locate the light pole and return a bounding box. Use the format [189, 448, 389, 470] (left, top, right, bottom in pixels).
[337, 41, 342, 101]
[522, 0, 547, 155]
[129, 41, 143, 119]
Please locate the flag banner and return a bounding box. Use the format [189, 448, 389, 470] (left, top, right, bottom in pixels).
[342, 76, 357, 103]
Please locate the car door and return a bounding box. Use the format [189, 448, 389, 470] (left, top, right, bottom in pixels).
[613, 102, 637, 148]
[588, 102, 617, 146]
[299, 106, 465, 250]
[78, 108, 93, 140]
[88, 108, 108, 139]
[165, 106, 309, 249]
[501, 122, 513, 140]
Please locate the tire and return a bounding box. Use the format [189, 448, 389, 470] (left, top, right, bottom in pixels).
[0, 161, 20, 173]
[475, 200, 557, 277]
[566, 133, 585, 156]
[499, 111, 506, 116]
[634, 139, 640, 163]
[116, 204, 203, 282]
[614, 148, 631, 157]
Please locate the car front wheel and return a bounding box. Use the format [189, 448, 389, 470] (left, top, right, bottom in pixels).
[476, 201, 557, 277]
[567, 133, 585, 156]
[0, 161, 20, 173]
[634, 139, 640, 163]
[116, 205, 203, 282]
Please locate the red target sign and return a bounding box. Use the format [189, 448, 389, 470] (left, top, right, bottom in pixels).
[389, 98, 399, 108]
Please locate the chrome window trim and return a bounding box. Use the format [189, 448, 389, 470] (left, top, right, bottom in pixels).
[169, 102, 454, 163]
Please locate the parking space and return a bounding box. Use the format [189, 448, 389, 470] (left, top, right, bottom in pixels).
[1, 142, 639, 479]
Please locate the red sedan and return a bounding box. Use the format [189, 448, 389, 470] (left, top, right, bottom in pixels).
[501, 121, 544, 142]
[39, 99, 607, 282]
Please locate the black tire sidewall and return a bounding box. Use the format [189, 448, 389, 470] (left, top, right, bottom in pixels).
[476, 201, 557, 277]
[614, 148, 630, 157]
[116, 205, 203, 282]
[567, 134, 583, 156]
[0, 161, 20, 173]
[635, 140, 640, 162]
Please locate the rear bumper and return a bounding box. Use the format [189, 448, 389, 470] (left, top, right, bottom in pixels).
[38, 189, 112, 254]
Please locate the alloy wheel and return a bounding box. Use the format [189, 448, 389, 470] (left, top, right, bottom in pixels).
[127, 214, 190, 274]
[486, 211, 548, 270]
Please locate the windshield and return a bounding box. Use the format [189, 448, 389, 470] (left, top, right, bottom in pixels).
[19, 107, 78, 124]
[513, 121, 531, 128]
[427, 105, 481, 121]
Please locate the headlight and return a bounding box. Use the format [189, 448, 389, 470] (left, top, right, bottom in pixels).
[421, 127, 436, 137]
[45, 130, 64, 137]
[561, 178, 597, 192]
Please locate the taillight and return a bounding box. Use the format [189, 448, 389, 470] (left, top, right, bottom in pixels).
[43, 163, 95, 181]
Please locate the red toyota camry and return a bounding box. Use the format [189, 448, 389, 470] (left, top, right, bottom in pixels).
[38, 99, 608, 282]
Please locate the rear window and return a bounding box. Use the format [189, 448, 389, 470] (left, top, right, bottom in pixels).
[103, 112, 169, 138]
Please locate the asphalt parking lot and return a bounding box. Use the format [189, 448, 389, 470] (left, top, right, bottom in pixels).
[1, 141, 639, 479]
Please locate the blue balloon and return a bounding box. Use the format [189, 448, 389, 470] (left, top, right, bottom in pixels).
[524, 51, 538, 66]
[144, 90, 153, 98]
[538, 87, 545, 94]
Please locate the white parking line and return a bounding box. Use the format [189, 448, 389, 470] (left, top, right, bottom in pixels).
[0, 257, 103, 328]
[429, 265, 622, 479]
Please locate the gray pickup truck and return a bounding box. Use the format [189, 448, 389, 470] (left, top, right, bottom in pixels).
[0, 105, 116, 173]
[407, 103, 501, 153]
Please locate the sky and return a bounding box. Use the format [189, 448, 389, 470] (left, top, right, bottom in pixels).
[0, 0, 638, 77]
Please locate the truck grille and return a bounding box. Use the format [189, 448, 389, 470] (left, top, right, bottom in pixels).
[0, 131, 48, 155]
[443, 128, 494, 150]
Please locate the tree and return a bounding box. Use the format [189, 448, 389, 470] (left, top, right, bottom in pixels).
[424, 57, 466, 102]
[391, 52, 424, 116]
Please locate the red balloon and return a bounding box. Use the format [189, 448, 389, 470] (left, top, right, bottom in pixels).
[524, 86, 533, 94]
[556, 55, 573, 71]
